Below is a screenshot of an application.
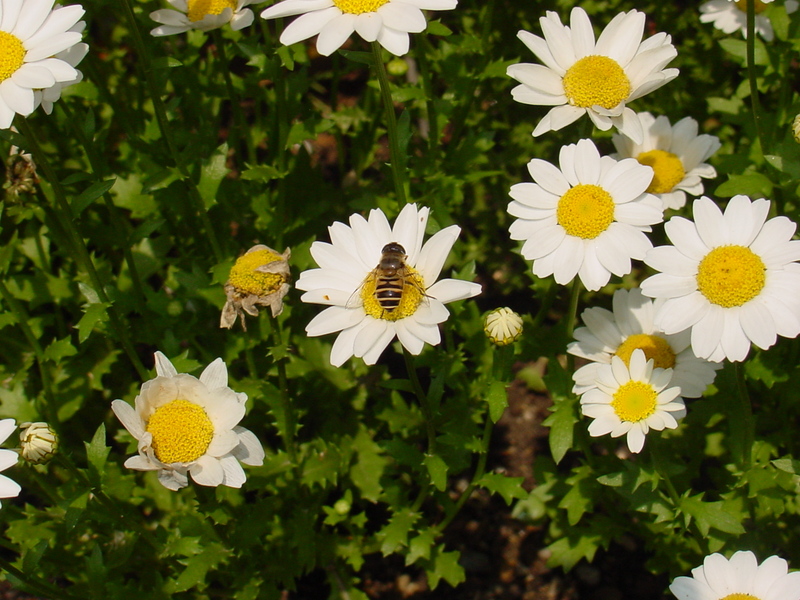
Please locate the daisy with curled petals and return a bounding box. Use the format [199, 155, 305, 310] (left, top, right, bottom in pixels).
[150, 0, 256, 36]
[700, 0, 796, 43]
[260, 0, 457, 57]
[579, 348, 686, 454]
[0, 419, 20, 507]
[507, 138, 663, 292]
[641, 195, 800, 363]
[612, 112, 721, 211]
[112, 352, 265, 491]
[296, 203, 481, 367]
[669, 550, 800, 600]
[568, 288, 721, 398]
[0, 0, 86, 129]
[506, 7, 679, 144]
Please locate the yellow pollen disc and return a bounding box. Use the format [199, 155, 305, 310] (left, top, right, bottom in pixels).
[562, 55, 631, 110]
[333, 0, 389, 15]
[611, 381, 657, 423]
[637, 150, 686, 194]
[360, 266, 425, 321]
[735, 0, 768, 14]
[696, 245, 766, 308]
[187, 0, 237, 22]
[0, 32, 26, 83]
[228, 249, 286, 296]
[720, 595, 760, 600]
[556, 184, 615, 239]
[615, 334, 676, 369]
[146, 399, 214, 464]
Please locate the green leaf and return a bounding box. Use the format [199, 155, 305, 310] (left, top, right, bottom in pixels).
[425, 20, 452, 36]
[542, 394, 578, 465]
[378, 508, 418, 555]
[169, 543, 228, 593]
[71, 179, 116, 217]
[423, 453, 448, 491]
[77, 302, 111, 343]
[772, 457, 800, 474]
[350, 429, 389, 502]
[546, 533, 603, 571]
[478, 472, 527, 504]
[338, 49, 374, 66]
[406, 528, 436, 565]
[679, 495, 746, 536]
[151, 56, 183, 69]
[197, 143, 229, 209]
[84, 424, 110, 481]
[42, 337, 77, 363]
[715, 173, 774, 199]
[486, 380, 508, 423]
[426, 547, 465, 590]
[301, 442, 341, 489]
[240, 164, 287, 181]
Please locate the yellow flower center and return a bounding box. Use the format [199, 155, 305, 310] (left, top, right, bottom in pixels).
[611, 381, 657, 423]
[333, 0, 389, 14]
[0, 31, 26, 83]
[696, 245, 766, 308]
[556, 184, 615, 239]
[360, 266, 426, 321]
[615, 333, 676, 369]
[720, 595, 760, 600]
[186, 0, 237, 22]
[146, 399, 214, 464]
[637, 150, 686, 194]
[735, 0, 768, 14]
[228, 249, 286, 296]
[562, 55, 631, 110]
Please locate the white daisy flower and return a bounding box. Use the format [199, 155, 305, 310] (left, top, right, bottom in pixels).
[669, 551, 800, 600]
[700, 0, 796, 42]
[506, 7, 679, 144]
[568, 288, 721, 398]
[580, 349, 686, 454]
[641, 195, 800, 363]
[612, 112, 721, 211]
[150, 0, 256, 36]
[111, 352, 265, 491]
[0, 0, 86, 129]
[259, 0, 458, 57]
[296, 203, 481, 367]
[33, 19, 87, 115]
[507, 138, 663, 292]
[0, 419, 20, 507]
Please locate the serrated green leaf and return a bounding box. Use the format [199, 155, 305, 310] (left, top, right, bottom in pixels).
[486, 380, 508, 422]
[77, 302, 111, 343]
[542, 395, 578, 465]
[198, 143, 229, 209]
[546, 533, 603, 571]
[772, 457, 800, 474]
[478, 472, 527, 504]
[350, 429, 389, 502]
[427, 547, 465, 590]
[378, 508, 418, 555]
[42, 337, 77, 363]
[423, 453, 448, 491]
[715, 173, 774, 199]
[85, 424, 110, 480]
[169, 544, 228, 593]
[679, 495, 746, 536]
[301, 443, 341, 489]
[71, 179, 116, 217]
[425, 20, 452, 36]
[151, 56, 183, 69]
[406, 528, 436, 565]
[240, 164, 287, 181]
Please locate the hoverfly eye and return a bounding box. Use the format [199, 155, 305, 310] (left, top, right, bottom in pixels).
[382, 242, 406, 254]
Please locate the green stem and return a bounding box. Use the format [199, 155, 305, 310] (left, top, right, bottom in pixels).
[15, 117, 148, 381]
[371, 42, 408, 206]
[213, 30, 253, 163]
[0, 555, 81, 600]
[746, 0, 768, 156]
[119, 0, 225, 263]
[0, 280, 56, 422]
[403, 348, 435, 454]
[268, 315, 297, 464]
[733, 361, 754, 469]
[416, 37, 439, 160]
[565, 278, 582, 373]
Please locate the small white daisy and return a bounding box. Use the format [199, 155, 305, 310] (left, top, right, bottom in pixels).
[296, 203, 481, 367]
[506, 7, 679, 143]
[507, 138, 663, 292]
[0, 419, 20, 507]
[568, 288, 721, 398]
[641, 195, 800, 362]
[700, 0, 796, 42]
[0, 0, 86, 129]
[260, 0, 457, 57]
[34, 19, 87, 116]
[670, 551, 800, 600]
[612, 112, 721, 211]
[150, 0, 257, 36]
[579, 349, 686, 454]
[112, 352, 265, 491]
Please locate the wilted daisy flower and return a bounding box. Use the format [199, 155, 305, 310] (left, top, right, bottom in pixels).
[669, 550, 800, 600]
[612, 112, 721, 211]
[19, 422, 58, 464]
[484, 307, 523, 346]
[0, 419, 20, 507]
[700, 0, 795, 42]
[150, 0, 257, 36]
[569, 288, 721, 398]
[642, 195, 800, 362]
[112, 352, 265, 491]
[260, 0, 458, 57]
[0, 0, 86, 129]
[296, 203, 481, 367]
[507, 7, 679, 143]
[220, 244, 291, 330]
[508, 138, 663, 292]
[579, 349, 686, 454]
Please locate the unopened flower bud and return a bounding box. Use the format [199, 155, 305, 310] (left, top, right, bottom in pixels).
[19, 422, 58, 464]
[484, 308, 523, 346]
